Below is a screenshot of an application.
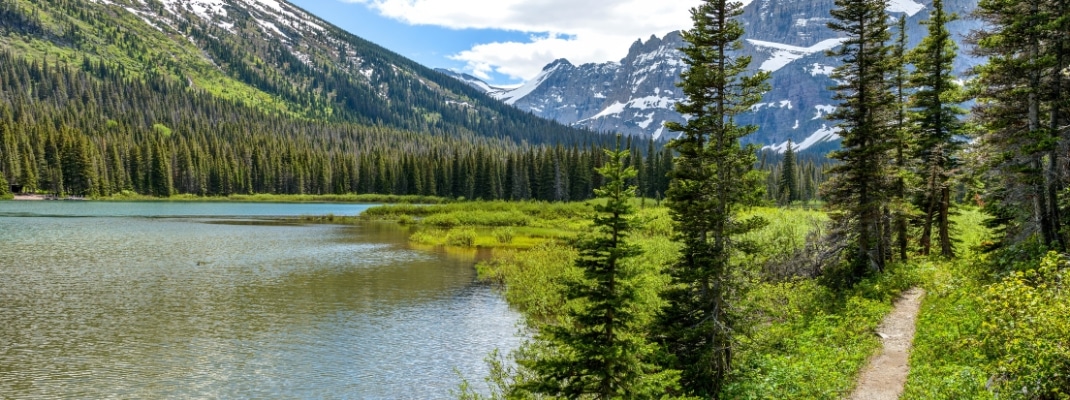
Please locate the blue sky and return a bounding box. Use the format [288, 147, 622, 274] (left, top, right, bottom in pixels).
[287, 0, 704, 87]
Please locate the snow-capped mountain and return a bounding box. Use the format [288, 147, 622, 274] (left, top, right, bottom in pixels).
[448, 0, 982, 152]
[17, 0, 591, 145]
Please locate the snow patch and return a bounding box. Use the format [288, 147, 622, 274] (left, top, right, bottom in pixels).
[747, 38, 848, 72]
[124, 6, 167, 32]
[594, 92, 607, 99]
[887, 0, 925, 16]
[495, 63, 564, 105]
[653, 125, 666, 140]
[628, 95, 675, 110]
[632, 76, 647, 92]
[637, 113, 656, 129]
[751, 101, 793, 111]
[765, 125, 842, 153]
[250, 0, 286, 13]
[808, 63, 835, 76]
[256, 19, 287, 38]
[591, 102, 628, 119]
[813, 105, 836, 120]
[793, 120, 800, 130]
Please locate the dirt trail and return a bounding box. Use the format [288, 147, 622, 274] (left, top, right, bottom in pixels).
[848, 287, 925, 400]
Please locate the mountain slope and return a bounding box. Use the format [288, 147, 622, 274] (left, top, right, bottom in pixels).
[0, 0, 599, 146]
[447, 0, 982, 152]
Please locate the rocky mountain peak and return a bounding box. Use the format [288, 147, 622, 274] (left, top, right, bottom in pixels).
[448, 0, 982, 153]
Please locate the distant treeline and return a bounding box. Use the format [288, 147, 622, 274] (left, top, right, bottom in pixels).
[0, 51, 679, 200]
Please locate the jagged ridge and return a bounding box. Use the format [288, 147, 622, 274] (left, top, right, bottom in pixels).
[445, 0, 982, 153]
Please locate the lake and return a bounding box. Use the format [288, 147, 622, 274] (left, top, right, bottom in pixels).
[0, 201, 521, 399]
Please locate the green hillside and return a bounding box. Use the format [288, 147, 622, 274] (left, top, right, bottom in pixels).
[0, 0, 637, 198]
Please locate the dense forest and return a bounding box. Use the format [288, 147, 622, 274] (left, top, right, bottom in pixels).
[0, 50, 683, 200]
[0, 50, 688, 199]
[0, 0, 685, 201]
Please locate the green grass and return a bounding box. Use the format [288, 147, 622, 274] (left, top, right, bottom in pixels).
[94, 191, 448, 204]
[431, 201, 922, 398]
[726, 261, 919, 399]
[904, 208, 1070, 399]
[373, 200, 1014, 398]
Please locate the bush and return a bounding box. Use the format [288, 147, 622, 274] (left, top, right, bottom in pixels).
[977, 251, 1070, 398]
[445, 228, 477, 247]
[475, 243, 579, 325]
[493, 227, 515, 244]
[0, 174, 9, 197]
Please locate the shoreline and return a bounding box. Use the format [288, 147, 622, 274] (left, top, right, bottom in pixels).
[6, 193, 447, 204]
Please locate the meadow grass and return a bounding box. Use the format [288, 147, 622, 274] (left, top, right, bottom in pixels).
[426, 201, 924, 398]
[904, 207, 1070, 399]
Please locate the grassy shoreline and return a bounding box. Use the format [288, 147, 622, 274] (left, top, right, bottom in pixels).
[365, 200, 923, 397]
[7, 192, 450, 204]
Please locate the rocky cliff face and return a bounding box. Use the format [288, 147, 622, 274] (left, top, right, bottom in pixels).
[446, 0, 983, 152]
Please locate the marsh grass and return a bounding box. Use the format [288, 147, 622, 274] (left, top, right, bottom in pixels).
[96, 192, 448, 204]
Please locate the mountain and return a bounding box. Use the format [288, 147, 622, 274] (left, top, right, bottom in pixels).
[0, 0, 629, 200]
[0, 0, 600, 146]
[447, 0, 983, 152]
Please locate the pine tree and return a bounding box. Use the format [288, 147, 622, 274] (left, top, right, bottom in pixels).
[824, 0, 897, 280]
[891, 17, 912, 262]
[778, 140, 798, 205]
[657, 0, 769, 396]
[971, 0, 1069, 250]
[908, 0, 965, 257]
[520, 137, 668, 398]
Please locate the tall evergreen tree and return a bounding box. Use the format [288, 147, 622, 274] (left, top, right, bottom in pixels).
[971, 0, 1069, 250]
[909, 0, 965, 257]
[777, 140, 798, 205]
[824, 0, 897, 280]
[520, 138, 667, 398]
[657, 0, 769, 396]
[891, 17, 912, 262]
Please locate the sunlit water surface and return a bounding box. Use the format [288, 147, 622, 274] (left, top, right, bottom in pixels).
[0, 202, 521, 399]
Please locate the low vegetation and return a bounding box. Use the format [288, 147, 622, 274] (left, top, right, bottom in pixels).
[364, 199, 920, 398]
[364, 195, 1070, 399]
[905, 210, 1070, 399]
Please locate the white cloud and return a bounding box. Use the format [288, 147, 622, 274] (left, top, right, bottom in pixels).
[345, 0, 754, 82]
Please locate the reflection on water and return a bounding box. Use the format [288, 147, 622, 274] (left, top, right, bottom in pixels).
[0, 202, 521, 399]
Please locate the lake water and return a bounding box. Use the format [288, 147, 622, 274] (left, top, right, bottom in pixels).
[0, 201, 521, 399]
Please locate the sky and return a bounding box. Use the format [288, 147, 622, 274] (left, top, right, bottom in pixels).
[286, 0, 709, 87]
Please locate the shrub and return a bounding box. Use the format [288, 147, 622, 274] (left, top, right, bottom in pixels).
[977, 251, 1070, 398]
[445, 228, 477, 247]
[493, 227, 515, 244]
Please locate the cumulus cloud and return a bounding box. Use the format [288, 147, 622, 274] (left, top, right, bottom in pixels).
[344, 0, 742, 82]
